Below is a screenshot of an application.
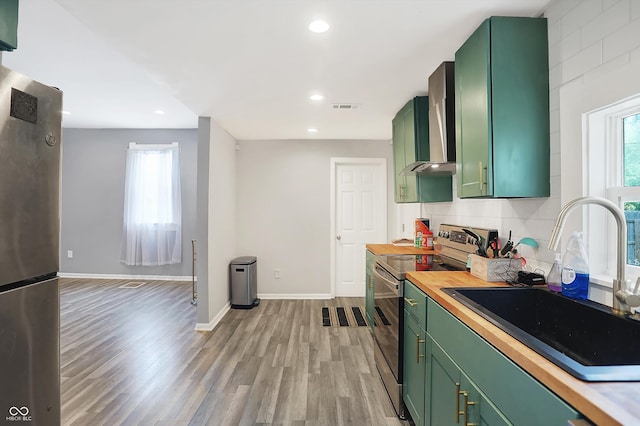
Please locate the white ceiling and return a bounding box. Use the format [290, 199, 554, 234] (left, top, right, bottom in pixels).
[3, 0, 549, 140]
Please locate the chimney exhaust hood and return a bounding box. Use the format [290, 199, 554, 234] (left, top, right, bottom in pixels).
[401, 61, 456, 176]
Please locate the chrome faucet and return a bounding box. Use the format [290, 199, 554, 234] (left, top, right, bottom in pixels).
[548, 196, 635, 315]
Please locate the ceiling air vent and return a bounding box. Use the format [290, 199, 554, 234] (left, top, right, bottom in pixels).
[332, 103, 359, 110]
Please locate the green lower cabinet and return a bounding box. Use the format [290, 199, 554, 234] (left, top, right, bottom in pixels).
[403, 310, 427, 426]
[365, 250, 375, 333]
[428, 336, 510, 426]
[427, 298, 582, 425]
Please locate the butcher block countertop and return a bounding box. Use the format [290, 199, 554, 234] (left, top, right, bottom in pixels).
[366, 243, 436, 255]
[406, 271, 640, 426]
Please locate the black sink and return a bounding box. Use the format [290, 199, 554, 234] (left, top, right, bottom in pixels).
[443, 287, 640, 381]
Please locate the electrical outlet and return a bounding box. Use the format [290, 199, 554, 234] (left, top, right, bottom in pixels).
[67, 250, 73, 259]
[274, 268, 281, 279]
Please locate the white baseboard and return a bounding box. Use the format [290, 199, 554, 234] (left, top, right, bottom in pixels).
[194, 302, 231, 332]
[258, 293, 334, 299]
[58, 272, 193, 282]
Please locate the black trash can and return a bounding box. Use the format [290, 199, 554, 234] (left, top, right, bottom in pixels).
[229, 256, 259, 309]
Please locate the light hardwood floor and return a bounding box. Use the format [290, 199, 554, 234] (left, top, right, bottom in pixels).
[60, 278, 410, 425]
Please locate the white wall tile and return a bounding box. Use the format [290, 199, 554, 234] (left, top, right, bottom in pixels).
[550, 103, 561, 133]
[583, 51, 630, 83]
[548, 63, 563, 90]
[602, 18, 640, 61]
[603, 0, 623, 10]
[581, 0, 629, 48]
[562, 40, 603, 82]
[545, 0, 584, 25]
[549, 84, 560, 111]
[632, 0, 640, 19]
[547, 18, 563, 46]
[550, 131, 561, 157]
[561, 0, 603, 38]
[558, 30, 581, 62]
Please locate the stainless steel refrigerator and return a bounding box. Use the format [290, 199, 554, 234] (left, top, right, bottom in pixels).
[0, 65, 62, 425]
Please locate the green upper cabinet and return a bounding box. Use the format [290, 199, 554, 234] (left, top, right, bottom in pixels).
[0, 0, 18, 51]
[455, 16, 550, 198]
[393, 97, 453, 203]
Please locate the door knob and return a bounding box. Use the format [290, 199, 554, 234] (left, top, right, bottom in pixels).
[336, 235, 341, 240]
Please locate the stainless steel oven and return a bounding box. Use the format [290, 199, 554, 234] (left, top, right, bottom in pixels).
[373, 260, 404, 417]
[373, 224, 498, 420]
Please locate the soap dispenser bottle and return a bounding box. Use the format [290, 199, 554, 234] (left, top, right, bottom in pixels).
[547, 253, 562, 293]
[561, 231, 589, 300]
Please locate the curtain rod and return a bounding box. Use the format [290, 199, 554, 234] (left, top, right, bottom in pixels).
[128, 142, 179, 150]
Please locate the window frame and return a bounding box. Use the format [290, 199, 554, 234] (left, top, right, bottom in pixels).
[586, 97, 640, 286]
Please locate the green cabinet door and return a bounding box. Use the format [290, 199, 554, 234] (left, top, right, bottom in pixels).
[455, 16, 549, 198]
[428, 337, 510, 426]
[455, 19, 492, 198]
[403, 311, 427, 426]
[0, 0, 18, 51]
[392, 97, 453, 203]
[393, 106, 408, 202]
[401, 100, 418, 202]
[428, 336, 463, 426]
[365, 250, 375, 333]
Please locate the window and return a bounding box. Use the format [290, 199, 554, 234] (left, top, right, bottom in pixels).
[586, 97, 640, 284]
[121, 143, 182, 266]
[623, 114, 640, 267]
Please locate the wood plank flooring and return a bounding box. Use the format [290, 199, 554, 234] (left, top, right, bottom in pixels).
[60, 278, 409, 425]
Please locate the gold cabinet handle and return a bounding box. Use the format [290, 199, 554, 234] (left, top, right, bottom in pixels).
[416, 334, 426, 364]
[404, 297, 417, 307]
[455, 383, 463, 423]
[463, 391, 478, 426]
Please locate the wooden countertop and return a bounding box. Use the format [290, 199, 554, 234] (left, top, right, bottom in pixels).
[405, 271, 640, 426]
[366, 243, 437, 255]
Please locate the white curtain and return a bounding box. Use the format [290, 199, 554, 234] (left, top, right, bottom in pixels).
[121, 143, 182, 266]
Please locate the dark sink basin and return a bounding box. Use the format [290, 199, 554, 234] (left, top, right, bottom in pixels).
[443, 286, 640, 381]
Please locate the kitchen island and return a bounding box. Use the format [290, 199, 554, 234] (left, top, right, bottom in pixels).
[407, 270, 640, 426]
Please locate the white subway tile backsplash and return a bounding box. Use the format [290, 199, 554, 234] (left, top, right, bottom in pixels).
[562, 40, 603, 82]
[632, 0, 640, 19]
[547, 18, 563, 46]
[603, 0, 624, 9]
[561, 0, 603, 38]
[548, 63, 563, 90]
[549, 104, 561, 134]
[602, 18, 640, 61]
[550, 152, 561, 177]
[583, 52, 630, 84]
[581, 0, 630, 48]
[549, 85, 560, 112]
[545, 0, 584, 25]
[559, 30, 581, 62]
[550, 130, 561, 156]
[550, 175, 561, 198]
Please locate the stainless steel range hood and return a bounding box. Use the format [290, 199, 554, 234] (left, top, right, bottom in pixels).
[402, 62, 456, 176]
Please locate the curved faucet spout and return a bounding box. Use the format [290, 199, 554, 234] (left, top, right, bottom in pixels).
[548, 196, 629, 315]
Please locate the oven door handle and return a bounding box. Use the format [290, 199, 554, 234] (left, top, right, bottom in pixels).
[374, 265, 400, 296]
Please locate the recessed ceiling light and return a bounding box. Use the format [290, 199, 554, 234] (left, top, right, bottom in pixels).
[308, 20, 329, 33]
[307, 128, 319, 133]
[310, 94, 324, 101]
[154, 110, 165, 115]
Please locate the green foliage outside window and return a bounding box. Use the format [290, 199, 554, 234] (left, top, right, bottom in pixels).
[624, 113, 640, 187]
[623, 113, 640, 266]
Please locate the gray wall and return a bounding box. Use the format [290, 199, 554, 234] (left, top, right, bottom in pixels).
[60, 128, 198, 278]
[236, 139, 394, 296]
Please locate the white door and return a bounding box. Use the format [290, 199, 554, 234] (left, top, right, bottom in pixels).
[331, 158, 386, 297]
